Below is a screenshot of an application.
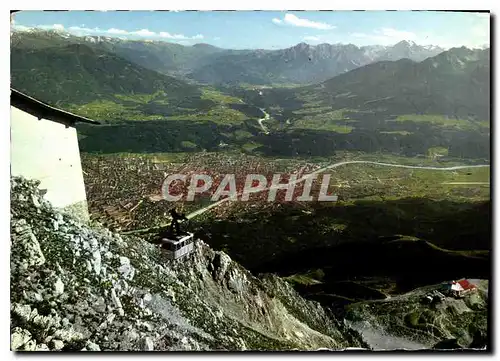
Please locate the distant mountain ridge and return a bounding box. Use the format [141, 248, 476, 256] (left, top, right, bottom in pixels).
[11, 30, 449, 85]
[189, 40, 446, 85]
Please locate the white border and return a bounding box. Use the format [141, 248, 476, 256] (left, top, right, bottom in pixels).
[1, 1, 497, 361]
[2, 0, 498, 10]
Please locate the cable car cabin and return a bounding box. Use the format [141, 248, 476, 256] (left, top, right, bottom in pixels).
[159, 232, 195, 260]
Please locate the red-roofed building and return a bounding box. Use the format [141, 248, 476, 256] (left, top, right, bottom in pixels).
[458, 279, 476, 291]
[448, 279, 477, 298]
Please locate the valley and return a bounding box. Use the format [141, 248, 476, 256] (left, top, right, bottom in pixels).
[11, 31, 490, 161]
[79, 150, 490, 304]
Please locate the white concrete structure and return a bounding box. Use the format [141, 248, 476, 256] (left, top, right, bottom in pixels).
[10, 89, 99, 222]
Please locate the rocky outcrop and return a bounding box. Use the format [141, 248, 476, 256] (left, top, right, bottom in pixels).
[345, 282, 489, 350]
[10, 176, 361, 351]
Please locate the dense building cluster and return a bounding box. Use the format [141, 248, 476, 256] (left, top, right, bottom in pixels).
[81, 153, 324, 231]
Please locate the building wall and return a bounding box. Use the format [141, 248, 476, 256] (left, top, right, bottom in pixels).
[10, 106, 89, 222]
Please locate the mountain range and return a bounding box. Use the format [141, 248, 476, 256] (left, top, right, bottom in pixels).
[10, 26, 490, 161]
[302, 46, 490, 119]
[188, 40, 445, 85]
[11, 30, 446, 86]
[228, 46, 490, 120]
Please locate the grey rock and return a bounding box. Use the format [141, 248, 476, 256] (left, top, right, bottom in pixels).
[94, 296, 107, 313]
[118, 256, 135, 280]
[142, 337, 154, 351]
[12, 303, 32, 323]
[31, 194, 41, 208]
[11, 328, 32, 350]
[22, 339, 37, 351]
[50, 339, 65, 351]
[83, 341, 101, 351]
[54, 277, 65, 296]
[110, 288, 124, 316]
[35, 343, 50, 351]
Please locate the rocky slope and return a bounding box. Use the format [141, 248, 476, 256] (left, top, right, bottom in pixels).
[345, 282, 489, 350]
[9, 176, 489, 351]
[10, 176, 364, 351]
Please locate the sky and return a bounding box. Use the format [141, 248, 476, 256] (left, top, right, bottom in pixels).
[11, 10, 490, 50]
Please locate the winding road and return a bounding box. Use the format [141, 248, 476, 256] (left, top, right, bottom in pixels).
[185, 161, 490, 220]
[257, 108, 270, 134]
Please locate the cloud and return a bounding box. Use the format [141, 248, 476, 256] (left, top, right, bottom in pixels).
[27, 23, 67, 32]
[159, 31, 184, 39]
[303, 35, 320, 42]
[11, 23, 204, 42]
[12, 24, 31, 32]
[107, 28, 128, 35]
[159, 32, 204, 40]
[12, 23, 65, 32]
[132, 28, 156, 37]
[272, 13, 334, 30]
[68, 26, 99, 33]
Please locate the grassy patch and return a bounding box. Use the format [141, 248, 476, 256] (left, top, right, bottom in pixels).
[289, 108, 357, 133]
[390, 114, 489, 131]
[476, 120, 490, 128]
[292, 106, 337, 115]
[174, 105, 248, 125]
[284, 274, 323, 286]
[427, 146, 449, 159]
[380, 131, 413, 136]
[238, 83, 303, 89]
[69, 88, 247, 124]
[201, 88, 242, 104]
[234, 130, 254, 140]
[241, 142, 262, 152]
[67, 100, 165, 122]
[292, 120, 354, 133]
[114, 91, 169, 105]
[180, 140, 198, 149]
